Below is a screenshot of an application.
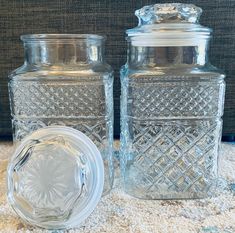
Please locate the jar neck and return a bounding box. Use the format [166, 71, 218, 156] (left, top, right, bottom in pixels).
[127, 41, 209, 68]
[23, 38, 104, 66]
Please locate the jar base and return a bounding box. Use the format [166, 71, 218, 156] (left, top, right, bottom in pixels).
[124, 185, 211, 200]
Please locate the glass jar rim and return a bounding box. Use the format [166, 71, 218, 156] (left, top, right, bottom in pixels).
[21, 34, 106, 42]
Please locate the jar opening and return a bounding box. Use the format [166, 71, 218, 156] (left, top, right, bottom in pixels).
[21, 34, 105, 43]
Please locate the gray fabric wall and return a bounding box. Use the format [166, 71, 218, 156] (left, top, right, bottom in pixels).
[0, 0, 234, 138]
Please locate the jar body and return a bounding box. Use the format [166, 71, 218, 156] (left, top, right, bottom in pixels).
[9, 35, 114, 194]
[120, 49, 225, 199]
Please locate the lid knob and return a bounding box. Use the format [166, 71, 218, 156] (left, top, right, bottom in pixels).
[135, 3, 202, 25]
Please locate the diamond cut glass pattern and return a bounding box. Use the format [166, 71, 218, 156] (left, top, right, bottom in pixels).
[130, 82, 221, 118]
[122, 118, 222, 199]
[10, 79, 113, 194]
[11, 81, 106, 117]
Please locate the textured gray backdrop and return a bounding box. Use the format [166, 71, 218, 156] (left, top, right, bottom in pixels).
[0, 0, 234, 138]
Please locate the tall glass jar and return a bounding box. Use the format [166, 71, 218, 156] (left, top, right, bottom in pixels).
[9, 34, 114, 194]
[120, 4, 225, 199]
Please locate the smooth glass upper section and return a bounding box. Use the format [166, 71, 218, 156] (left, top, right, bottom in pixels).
[21, 34, 105, 65]
[127, 3, 211, 46]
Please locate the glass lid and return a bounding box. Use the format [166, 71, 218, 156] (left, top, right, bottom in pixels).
[7, 126, 104, 230]
[127, 3, 212, 46]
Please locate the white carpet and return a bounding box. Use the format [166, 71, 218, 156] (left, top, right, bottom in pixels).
[0, 142, 234, 233]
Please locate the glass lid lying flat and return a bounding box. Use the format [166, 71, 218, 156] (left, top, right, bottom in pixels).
[7, 126, 104, 230]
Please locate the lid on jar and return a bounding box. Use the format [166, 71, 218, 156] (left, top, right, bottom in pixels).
[127, 3, 212, 46]
[7, 126, 104, 230]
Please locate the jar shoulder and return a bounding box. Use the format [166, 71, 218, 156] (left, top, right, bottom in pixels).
[122, 64, 225, 80]
[9, 63, 113, 81]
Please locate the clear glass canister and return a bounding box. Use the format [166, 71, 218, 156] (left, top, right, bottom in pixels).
[120, 4, 225, 199]
[8, 34, 114, 194]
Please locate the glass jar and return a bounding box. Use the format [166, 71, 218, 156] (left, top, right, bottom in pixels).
[8, 34, 114, 194]
[120, 4, 225, 199]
